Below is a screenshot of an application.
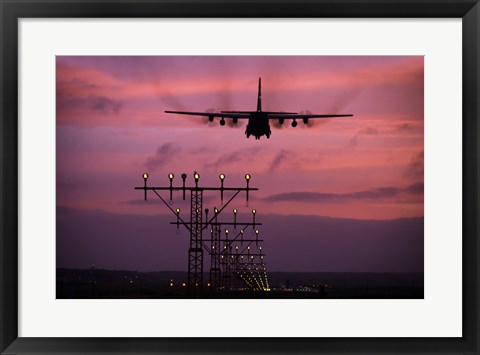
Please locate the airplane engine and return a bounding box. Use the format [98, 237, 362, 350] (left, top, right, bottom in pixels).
[233, 118, 238, 124]
[278, 118, 284, 125]
[208, 116, 214, 122]
[220, 118, 226, 126]
[303, 118, 309, 124]
[291, 120, 298, 128]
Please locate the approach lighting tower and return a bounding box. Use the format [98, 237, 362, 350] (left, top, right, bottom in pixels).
[135, 172, 267, 294]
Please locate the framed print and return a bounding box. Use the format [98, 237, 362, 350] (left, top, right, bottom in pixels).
[1, 1, 479, 354]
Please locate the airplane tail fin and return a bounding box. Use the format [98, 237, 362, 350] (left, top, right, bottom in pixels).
[257, 77, 262, 112]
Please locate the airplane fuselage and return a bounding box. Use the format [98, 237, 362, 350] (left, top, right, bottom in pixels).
[246, 111, 271, 140]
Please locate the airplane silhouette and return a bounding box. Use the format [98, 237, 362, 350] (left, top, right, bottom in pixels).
[165, 78, 353, 140]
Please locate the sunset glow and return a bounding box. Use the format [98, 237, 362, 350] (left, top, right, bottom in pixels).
[56, 56, 424, 272]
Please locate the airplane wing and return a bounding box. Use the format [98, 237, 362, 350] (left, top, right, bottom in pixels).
[267, 114, 353, 119]
[221, 111, 298, 115]
[165, 111, 250, 119]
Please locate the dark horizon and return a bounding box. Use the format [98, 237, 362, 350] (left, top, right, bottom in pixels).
[56, 267, 424, 299]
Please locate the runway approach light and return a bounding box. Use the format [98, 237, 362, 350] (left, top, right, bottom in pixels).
[175, 208, 181, 215]
[168, 173, 174, 180]
[219, 173, 225, 203]
[245, 174, 251, 181]
[252, 209, 257, 214]
[194, 171, 200, 188]
[143, 173, 149, 180]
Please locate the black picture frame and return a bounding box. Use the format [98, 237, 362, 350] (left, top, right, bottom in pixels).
[1, 1, 479, 354]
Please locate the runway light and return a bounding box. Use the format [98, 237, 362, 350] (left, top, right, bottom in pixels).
[245, 174, 251, 181]
[219, 173, 225, 181]
[176, 208, 181, 214]
[182, 282, 186, 287]
[143, 173, 149, 180]
[233, 208, 237, 214]
[240, 229, 244, 234]
[168, 173, 174, 180]
[252, 209, 256, 214]
[214, 207, 219, 214]
[194, 172, 200, 181]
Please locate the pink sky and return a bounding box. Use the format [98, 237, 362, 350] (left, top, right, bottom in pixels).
[56, 56, 423, 220]
[56, 56, 424, 272]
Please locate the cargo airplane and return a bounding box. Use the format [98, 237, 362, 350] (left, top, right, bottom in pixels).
[165, 78, 353, 140]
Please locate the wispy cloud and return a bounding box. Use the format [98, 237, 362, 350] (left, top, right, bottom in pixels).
[263, 182, 423, 204]
[404, 150, 424, 180]
[206, 147, 263, 172]
[145, 143, 182, 172]
[269, 149, 292, 171]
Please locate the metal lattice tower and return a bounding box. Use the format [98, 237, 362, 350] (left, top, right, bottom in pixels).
[188, 189, 203, 291]
[209, 224, 221, 291]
